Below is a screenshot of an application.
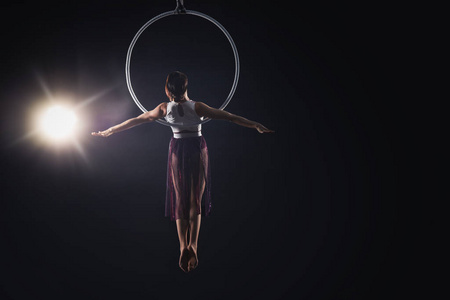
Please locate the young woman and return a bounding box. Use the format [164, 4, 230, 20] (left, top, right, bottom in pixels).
[92, 71, 273, 272]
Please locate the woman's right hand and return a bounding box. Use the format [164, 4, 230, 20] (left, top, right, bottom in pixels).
[255, 123, 274, 133]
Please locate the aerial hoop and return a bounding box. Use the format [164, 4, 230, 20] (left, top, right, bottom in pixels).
[125, 0, 240, 127]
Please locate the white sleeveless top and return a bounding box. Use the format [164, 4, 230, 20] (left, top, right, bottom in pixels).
[165, 100, 203, 138]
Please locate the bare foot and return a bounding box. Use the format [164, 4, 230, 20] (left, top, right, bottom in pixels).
[179, 248, 189, 273]
[187, 245, 198, 271]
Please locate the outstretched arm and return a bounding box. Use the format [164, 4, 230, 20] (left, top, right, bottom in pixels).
[195, 102, 274, 133]
[92, 102, 167, 137]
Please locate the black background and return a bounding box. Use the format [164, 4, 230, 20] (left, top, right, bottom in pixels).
[1, 1, 416, 299]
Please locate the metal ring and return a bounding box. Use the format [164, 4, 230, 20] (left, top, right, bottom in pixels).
[125, 10, 240, 126]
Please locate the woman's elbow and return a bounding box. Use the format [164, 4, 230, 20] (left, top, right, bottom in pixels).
[226, 113, 238, 122]
[133, 116, 151, 124]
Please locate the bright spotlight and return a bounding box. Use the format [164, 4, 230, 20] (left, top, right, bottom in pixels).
[39, 106, 77, 140]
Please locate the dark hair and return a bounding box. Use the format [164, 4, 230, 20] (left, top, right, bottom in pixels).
[165, 71, 188, 102]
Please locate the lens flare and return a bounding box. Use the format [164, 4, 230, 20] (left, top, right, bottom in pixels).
[39, 106, 77, 140]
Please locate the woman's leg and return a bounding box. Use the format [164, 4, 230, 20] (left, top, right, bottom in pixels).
[173, 140, 208, 272]
[187, 176, 205, 271]
[177, 187, 200, 273]
[171, 153, 191, 272]
[176, 219, 190, 272]
[187, 215, 201, 271]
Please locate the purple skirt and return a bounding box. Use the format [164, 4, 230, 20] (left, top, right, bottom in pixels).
[165, 136, 211, 221]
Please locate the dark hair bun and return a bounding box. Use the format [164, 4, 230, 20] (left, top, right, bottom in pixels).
[165, 71, 188, 101]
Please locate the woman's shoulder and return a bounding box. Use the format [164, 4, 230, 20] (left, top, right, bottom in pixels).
[194, 101, 208, 109]
[157, 102, 168, 115]
[194, 101, 211, 117]
[185, 99, 198, 108]
[158, 102, 169, 110]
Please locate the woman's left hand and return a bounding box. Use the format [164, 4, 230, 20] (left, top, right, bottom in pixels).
[91, 128, 113, 137]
